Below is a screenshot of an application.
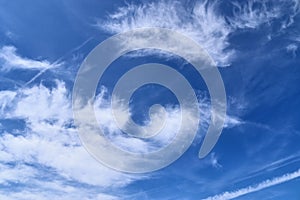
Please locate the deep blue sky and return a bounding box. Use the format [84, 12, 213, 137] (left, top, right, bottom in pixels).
[0, 0, 300, 199]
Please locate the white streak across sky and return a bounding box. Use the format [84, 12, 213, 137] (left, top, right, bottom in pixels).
[203, 168, 300, 200]
[0, 0, 299, 199]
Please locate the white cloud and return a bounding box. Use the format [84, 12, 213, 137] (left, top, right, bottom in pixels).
[95, 194, 120, 200]
[0, 179, 120, 200]
[93, 90, 198, 153]
[228, 0, 300, 40]
[202, 168, 300, 200]
[210, 152, 222, 169]
[0, 43, 242, 197]
[0, 133, 138, 187]
[0, 79, 241, 183]
[228, 0, 299, 33]
[229, 0, 281, 29]
[0, 81, 145, 200]
[234, 153, 300, 184]
[0, 163, 37, 184]
[0, 90, 16, 116]
[0, 81, 143, 186]
[286, 43, 298, 57]
[99, 0, 234, 66]
[99, 0, 300, 66]
[0, 46, 59, 71]
[91, 88, 241, 155]
[198, 96, 242, 130]
[5, 31, 17, 40]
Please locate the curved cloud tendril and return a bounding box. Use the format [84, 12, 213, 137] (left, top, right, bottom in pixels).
[72, 28, 226, 173]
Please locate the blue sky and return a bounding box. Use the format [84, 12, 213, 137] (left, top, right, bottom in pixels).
[0, 0, 300, 199]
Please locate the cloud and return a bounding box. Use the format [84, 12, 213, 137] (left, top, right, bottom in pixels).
[5, 31, 17, 40]
[0, 46, 59, 71]
[99, 0, 234, 66]
[0, 81, 143, 185]
[234, 153, 300, 184]
[0, 40, 243, 196]
[229, 0, 282, 29]
[0, 78, 241, 175]
[227, 0, 300, 43]
[197, 95, 243, 130]
[99, 0, 300, 66]
[202, 168, 300, 200]
[0, 81, 147, 199]
[79, 87, 241, 156]
[286, 43, 298, 57]
[210, 152, 222, 169]
[0, 90, 16, 116]
[92, 88, 199, 154]
[0, 176, 121, 200]
[0, 163, 37, 184]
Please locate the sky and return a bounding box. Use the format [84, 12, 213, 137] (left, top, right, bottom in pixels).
[0, 0, 300, 199]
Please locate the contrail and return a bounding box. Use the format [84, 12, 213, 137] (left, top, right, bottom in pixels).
[202, 168, 300, 200]
[234, 152, 300, 183]
[24, 37, 93, 87]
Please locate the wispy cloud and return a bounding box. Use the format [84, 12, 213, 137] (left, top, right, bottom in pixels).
[99, 0, 299, 66]
[0, 42, 242, 198]
[0, 46, 59, 71]
[99, 0, 234, 66]
[210, 152, 222, 169]
[0, 90, 16, 115]
[84, 87, 242, 155]
[0, 175, 120, 200]
[203, 168, 300, 200]
[286, 43, 298, 57]
[228, 0, 296, 29]
[234, 152, 300, 184]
